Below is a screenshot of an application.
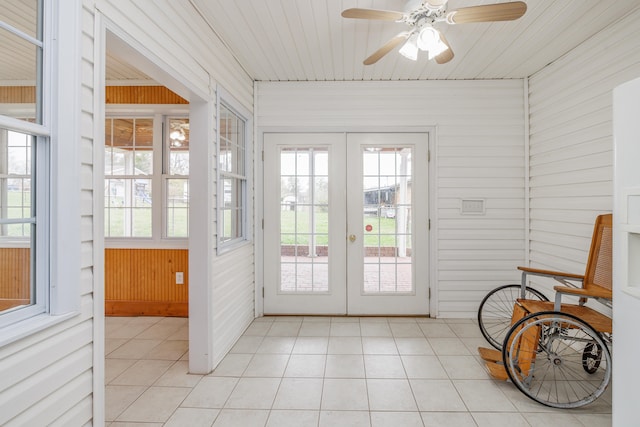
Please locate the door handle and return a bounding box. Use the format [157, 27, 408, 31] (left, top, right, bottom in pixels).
[349, 234, 356, 242]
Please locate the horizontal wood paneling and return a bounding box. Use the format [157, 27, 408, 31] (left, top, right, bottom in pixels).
[0, 85, 187, 104]
[0, 86, 35, 103]
[105, 248, 188, 316]
[527, 8, 640, 276]
[257, 79, 526, 318]
[105, 301, 188, 317]
[105, 86, 187, 104]
[0, 248, 30, 310]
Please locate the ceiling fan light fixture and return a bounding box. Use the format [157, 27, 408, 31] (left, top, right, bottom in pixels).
[170, 129, 186, 142]
[399, 33, 419, 61]
[416, 26, 448, 59]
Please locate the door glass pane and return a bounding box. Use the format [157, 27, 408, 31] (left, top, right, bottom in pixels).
[362, 147, 413, 293]
[279, 147, 329, 293]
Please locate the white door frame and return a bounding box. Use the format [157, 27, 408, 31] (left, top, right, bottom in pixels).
[95, 13, 214, 397]
[257, 127, 438, 316]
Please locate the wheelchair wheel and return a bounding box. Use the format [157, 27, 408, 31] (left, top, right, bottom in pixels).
[503, 311, 611, 409]
[477, 284, 548, 350]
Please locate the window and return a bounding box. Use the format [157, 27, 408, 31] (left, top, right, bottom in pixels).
[165, 118, 189, 238]
[104, 117, 153, 237]
[0, 0, 49, 324]
[104, 115, 189, 241]
[218, 102, 249, 250]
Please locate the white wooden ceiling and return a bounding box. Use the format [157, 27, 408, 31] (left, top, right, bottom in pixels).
[189, 0, 640, 81]
[2, 1, 639, 84]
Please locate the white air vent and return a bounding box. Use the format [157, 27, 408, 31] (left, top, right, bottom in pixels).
[461, 199, 485, 215]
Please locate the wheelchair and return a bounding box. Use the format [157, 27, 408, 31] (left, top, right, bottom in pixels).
[476, 214, 612, 409]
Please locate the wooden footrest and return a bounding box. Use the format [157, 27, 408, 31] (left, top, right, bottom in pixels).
[478, 346, 509, 380]
[478, 346, 502, 363]
[484, 360, 509, 380]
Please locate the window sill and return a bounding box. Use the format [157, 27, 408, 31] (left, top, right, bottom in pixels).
[0, 311, 78, 347]
[105, 238, 188, 249]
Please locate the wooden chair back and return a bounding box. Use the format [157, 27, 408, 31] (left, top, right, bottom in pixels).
[583, 213, 612, 296]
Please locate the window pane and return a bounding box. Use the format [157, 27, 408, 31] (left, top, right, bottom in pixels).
[218, 103, 247, 249]
[0, 28, 40, 122]
[219, 104, 246, 175]
[168, 118, 189, 175]
[166, 178, 188, 237]
[220, 177, 243, 242]
[134, 119, 153, 175]
[106, 118, 153, 176]
[219, 137, 230, 172]
[1, 127, 36, 313]
[0, 1, 39, 39]
[236, 125, 245, 175]
[104, 178, 152, 237]
[0, 2, 44, 319]
[105, 117, 156, 239]
[1, 129, 33, 237]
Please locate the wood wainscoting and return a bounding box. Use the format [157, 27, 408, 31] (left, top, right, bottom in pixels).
[0, 247, 31, 311]
[1, 85, 188, 104]
[105, 248, 188, 317]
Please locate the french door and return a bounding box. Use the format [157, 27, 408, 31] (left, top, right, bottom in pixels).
[263, 133, 429, 315]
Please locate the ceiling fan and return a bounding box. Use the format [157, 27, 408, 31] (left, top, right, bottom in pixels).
[341, 0, 527, 65]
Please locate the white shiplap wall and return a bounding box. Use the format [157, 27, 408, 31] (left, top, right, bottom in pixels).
[0, 2, 95, 426]
[527, 8, 640, 294]
[2, 1, 257, 424]
[95, 0, 256, 372]
[257, 80, 526, 317]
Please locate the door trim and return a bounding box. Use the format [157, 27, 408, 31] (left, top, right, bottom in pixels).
[257, 126, 437, 316]
[259, 128, 437, 316]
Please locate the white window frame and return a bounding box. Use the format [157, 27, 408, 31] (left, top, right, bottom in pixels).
[0, 122, 49, 328]
[104, 110, 189, 248]
[216, 87, 252, 254]
[0, 0, 82, 342]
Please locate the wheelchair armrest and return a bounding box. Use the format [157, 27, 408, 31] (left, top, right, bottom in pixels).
[553, 285, 612, 300]
[517, 266, 584, 281]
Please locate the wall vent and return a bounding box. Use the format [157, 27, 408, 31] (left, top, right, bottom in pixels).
[461, 199, 485, 215]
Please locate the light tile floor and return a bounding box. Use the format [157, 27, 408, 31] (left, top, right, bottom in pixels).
[105, 316, 612, 427]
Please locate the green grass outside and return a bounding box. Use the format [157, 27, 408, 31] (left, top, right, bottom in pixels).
[6, 190, 405, 246]
[2, 191, 32, 237]
[105, 197, 188, 238]
[279, 210, 410, 247]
